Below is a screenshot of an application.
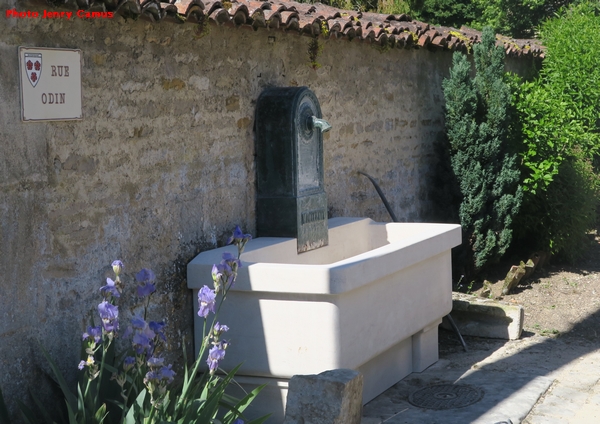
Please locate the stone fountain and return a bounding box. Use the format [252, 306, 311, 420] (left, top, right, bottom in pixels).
[187, 87, 461, 422]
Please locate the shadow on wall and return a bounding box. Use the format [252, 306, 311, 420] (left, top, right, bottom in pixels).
[429, 134, 461, 225]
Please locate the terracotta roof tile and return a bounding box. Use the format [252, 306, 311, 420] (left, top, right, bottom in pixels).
[446, 37, 459, 50]
[174, 0, 205, 14]
[417, 32, 430, 47]
[313, 4, 344, 20]
[281, 12, 299, 31]
[34, 0, 544, 58]
[231, 6, 249, 25]
[342, 25, 357, 39]
[250, 9, 266, 28]
[432, 35, 447, 48]
[397, 32, 413, 48]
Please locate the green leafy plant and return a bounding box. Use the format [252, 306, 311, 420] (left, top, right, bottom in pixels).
[8, 227, 268, 424]
[307, 38, 323, 70]
[513, 1, 600, 260]
[518, 1, 600, 194]
[194, 16, 211, 39]
[454, 275, 476, 294]
[468, 0, 579, 38]
[377, 0, 410, 15]
[410, 0, 482, 30]
[515, 156, 598, 262]
[442, 26, 522, 274]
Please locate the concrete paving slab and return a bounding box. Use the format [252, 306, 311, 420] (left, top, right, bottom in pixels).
[559, 370, 600, 390]
[524, 358, 600, 424]
[531, 393, 580, 419]
[526, 415, 569, 424]
[546, 385, 590, 404]
[362, 359, 553, 424]
[362, 328, 600, 424]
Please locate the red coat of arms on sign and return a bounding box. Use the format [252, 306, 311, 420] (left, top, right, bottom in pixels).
[24, 53, 42, 87]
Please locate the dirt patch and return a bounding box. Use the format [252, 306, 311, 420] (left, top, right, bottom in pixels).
[466, 235, 600, 341]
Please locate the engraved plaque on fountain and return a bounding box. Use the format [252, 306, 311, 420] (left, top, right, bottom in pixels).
[255, 87, 329, 253]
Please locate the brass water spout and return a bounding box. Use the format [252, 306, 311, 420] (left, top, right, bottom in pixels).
[311, 116, 332, 133]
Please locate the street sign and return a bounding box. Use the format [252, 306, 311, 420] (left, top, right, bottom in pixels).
[19, 47, 82, 121]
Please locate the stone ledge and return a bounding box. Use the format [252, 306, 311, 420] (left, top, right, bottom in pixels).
[442, 292, 524, 340]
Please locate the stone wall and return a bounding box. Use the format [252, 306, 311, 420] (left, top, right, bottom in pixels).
[2, 1, 462, 417]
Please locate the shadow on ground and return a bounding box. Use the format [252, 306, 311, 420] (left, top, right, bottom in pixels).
[363, 306, 600, 423]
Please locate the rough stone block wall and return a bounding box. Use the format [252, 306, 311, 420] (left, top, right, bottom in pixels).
[0, 2, 453, 417]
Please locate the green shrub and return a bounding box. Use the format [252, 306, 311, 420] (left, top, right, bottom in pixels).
[470, 0, 580, 38]
[515, 156, 599, 262]
[518, 1, 600, 195]
[443, 27, 523, 273]
[514, 1, 600, 260]
[408, 0, 481, 28]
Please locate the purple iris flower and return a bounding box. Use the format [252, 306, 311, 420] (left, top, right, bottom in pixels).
[98, 301, 119, 332]
[212, 262, 234, 291]
[144, 370, 159, 384]
[137, 282, 156, 297]
[123, 356, 136, 371]
[78, 355, 95, 371]
[143, 365, 175, 385]
[148, 321, 165, 332]
[100, 277, 120, 298]
[213, 322, 229, 335]
[147, 356, 165, 368]
[102, 319, 119, 333]
[112, 260, 124, 276]
[82, 326, 102, 343]
[226, 225, 252, 246]
[130, 315, 146, 329]
[211, 265, 223, 293]
[206, 343, 226, 374]
[221, 253, 241, 287]
[159, 364, 176, 383]
[142, 325, 156, 340]
[222, 252, 241, 270]
[197, 286, 216, 318]
[135, 268, 156, 297]
[232, 419, 244, 424]
[212, 263, 224, 282]
[136, 268, 155, 283]
[133, 332, 152, 355]
[131, 323, 156, 355]
[98, 301, 118, 320]
[149, 321, 166, 341]
[221, 261, 234, 275]
[221, 252, 236, 262]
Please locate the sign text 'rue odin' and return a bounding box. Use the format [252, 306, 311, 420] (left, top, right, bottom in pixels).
[19, 47, 83, 121]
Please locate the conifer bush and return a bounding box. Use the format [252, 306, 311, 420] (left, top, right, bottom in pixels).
[443, 26, 522, 273]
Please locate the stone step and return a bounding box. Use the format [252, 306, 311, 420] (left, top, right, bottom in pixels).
[441, 292, 525, 340]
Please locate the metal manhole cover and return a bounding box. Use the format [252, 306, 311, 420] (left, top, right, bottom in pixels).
[408, 384, 484, 410]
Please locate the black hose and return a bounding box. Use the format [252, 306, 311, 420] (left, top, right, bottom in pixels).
[357, 171, 399, 222]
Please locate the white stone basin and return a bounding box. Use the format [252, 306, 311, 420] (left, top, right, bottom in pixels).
[187, 217, 461, 420]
